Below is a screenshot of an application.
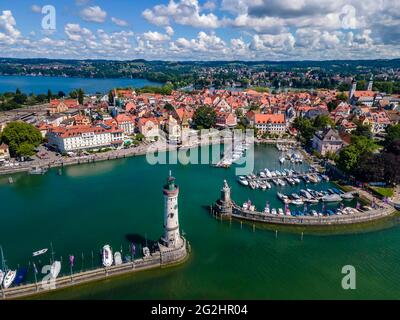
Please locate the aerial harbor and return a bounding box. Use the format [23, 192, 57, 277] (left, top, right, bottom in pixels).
[0, 0, 400, 305]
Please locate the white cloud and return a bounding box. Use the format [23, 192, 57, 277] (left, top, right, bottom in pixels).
[0, 10, 21, 44]
[111, 17, 129, 27]
[143, 0, 220, 28]
[165, 26, 174, 36]
[31, 5, 42, 13]
[143, 31, 171, 41]
[80, 6, 107, 23]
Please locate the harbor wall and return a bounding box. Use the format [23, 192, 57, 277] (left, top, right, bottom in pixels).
[213, 200, 395, 226]
[1, 239, 189, 300]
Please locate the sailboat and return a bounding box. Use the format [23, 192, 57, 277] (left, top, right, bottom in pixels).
[3, 270, 16, 289]
[0, 246, 16, 289]
[49, 242, 61, 279]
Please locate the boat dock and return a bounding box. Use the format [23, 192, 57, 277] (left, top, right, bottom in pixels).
[0, 239, 189, 300]
[213, 181, 396, 226]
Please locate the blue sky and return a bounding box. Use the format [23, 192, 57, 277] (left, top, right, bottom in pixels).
[0, 0, 399, 61]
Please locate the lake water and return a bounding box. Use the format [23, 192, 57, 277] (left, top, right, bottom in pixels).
[0, 145, 399, 299]
[0, 75, 162, 95]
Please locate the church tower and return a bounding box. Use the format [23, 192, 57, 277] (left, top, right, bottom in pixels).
[349, 79, 357, 102]
[367, 75, 374, 91]
[161, 172, 183, 249]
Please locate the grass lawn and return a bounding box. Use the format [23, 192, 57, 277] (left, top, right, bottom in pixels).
[371, 186, 394, 198]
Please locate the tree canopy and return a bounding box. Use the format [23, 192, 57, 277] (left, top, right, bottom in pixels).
[0, 122, 42, 157]
[193, 105, 217, 129]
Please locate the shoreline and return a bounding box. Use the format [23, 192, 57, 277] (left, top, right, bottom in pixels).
[0, 137, 298, 177]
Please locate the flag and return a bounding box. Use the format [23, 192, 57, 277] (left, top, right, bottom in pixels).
[69, 255, 75, 267]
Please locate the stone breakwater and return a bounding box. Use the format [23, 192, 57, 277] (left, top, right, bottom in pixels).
[212, 181, 396, 227]
[1, 238, 190, 300]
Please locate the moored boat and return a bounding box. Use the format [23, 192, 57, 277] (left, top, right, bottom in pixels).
[114, 252, 123, 265]
[33, 248, 48, 257]
[102, 245, 113, 267]
[3, 270, 16, 289]
[50, 261, 61, 279]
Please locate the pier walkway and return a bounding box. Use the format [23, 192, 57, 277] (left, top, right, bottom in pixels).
[227, 202, 395, 226]
[1, 239, 189, 300]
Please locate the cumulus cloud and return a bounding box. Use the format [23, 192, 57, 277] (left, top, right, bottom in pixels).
[111, 17, 129, 27]
[80, 6, 107, 23]
[143, 0, 220, 28]
[31, 5, 42, 13]
[0, 10, 21, 44]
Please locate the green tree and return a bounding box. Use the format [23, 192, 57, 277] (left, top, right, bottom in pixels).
[354, 123, 372, 139]
[47, 89, 53, 102]
[337, 145, 360, 172]
[16, 142, 36, 157]
[77, 88, 84, 105]
[193, 106, 217, 129]
[313, 115, 334, 130]
[384, 124, 400, 147]
[0, 122, 42, 157]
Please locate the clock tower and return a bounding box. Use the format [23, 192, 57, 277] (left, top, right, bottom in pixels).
[161, 171, 183, 249]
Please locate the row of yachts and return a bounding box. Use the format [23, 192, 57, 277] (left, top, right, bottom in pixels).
[102, 244, 151, 267]
[237, 168, 329, 190]
[242, 200, 372, 217]
[215, 142, 251, 168]
[277, 188, 355, 205]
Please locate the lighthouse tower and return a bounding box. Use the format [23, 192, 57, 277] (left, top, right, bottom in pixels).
[161, 172, 183, 249]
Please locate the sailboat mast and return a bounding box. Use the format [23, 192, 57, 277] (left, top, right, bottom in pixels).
[0, 246, 7, 271]
[50, 242, 55, 264]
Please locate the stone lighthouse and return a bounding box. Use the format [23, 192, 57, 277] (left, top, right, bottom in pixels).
[161, 171, 183, 249]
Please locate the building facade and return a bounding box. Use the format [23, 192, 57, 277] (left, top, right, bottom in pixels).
[47, 125, 123, 153]
[312, 128, 344, 156]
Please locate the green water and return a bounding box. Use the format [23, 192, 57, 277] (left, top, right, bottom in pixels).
[1, 145, 400, 299]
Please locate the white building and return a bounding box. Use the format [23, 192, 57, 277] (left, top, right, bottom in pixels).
[47, 125, 123, 153]
[161, 172, 183, 249]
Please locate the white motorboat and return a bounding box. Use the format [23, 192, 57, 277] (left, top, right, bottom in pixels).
[265, 169, 272, 178]
[50, 261, 61, 279]
[3, 270, 16, 289]
[311, 210, 318, 217]
[322, 194, 342, 202]
[293, 177, 301, 184]
[238, 176, 249, 186]
[259, 171, 266, 178]
[264, 207, 270, 214]
[265, 181, 272, 189]
[102, 245, 113, 267]
[143, 247, 151, 258]
[278, 208, 284, 215]
[33, 248, 48, 257]
[0, 270, 4, 285]
[279, 157, 285, 164]
[271, 208, 277, 215]
[291, 199, 304, 206]
[114, 252, 123, 265]
[341, 192, 354, 200]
